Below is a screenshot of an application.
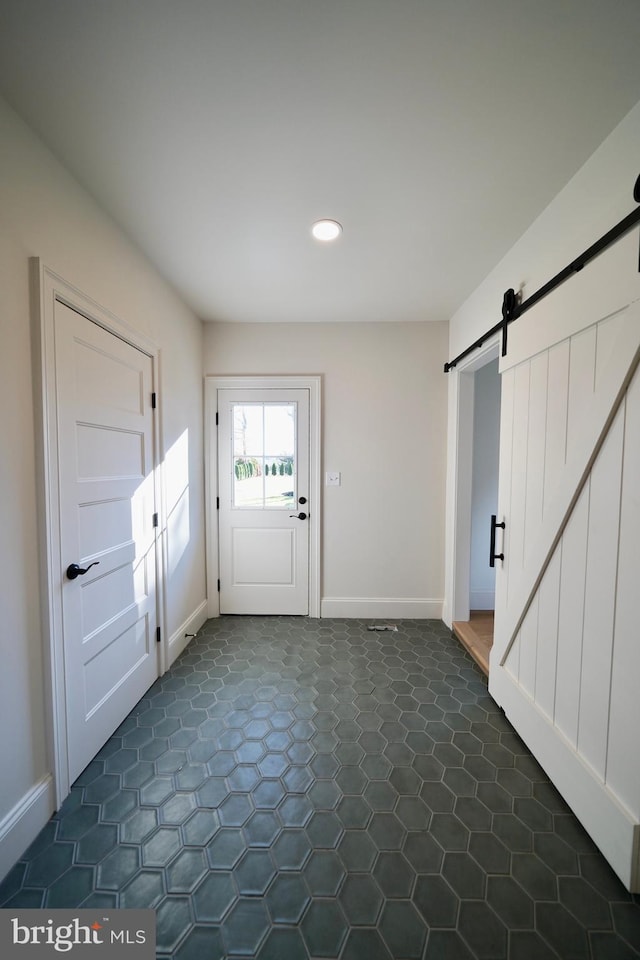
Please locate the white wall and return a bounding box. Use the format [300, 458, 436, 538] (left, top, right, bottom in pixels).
[0, 96, 206, 877]
[204, 320, 448, 618]
[469, 359, 500, 609]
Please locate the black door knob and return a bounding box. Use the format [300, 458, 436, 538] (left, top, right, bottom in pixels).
[289, 512, 307, 520]
[66, 561, 100, 580]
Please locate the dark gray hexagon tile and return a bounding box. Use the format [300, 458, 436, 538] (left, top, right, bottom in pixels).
[338, 830, 378, 872]
[373, 850, 416, 898]
[364, 781, 398, 812]
[120, 868, 164, 909]
[487, 875, 534, 929]
[272, 829, 312, 870]
[336, 796, 372, 830]
[458, 901, 508, 959]
[434, 742, 465, 767]
[160, 792, 197, 825]
[218, 794, 253, 827]
[310, 753, 340, 779]
[413, 754, 445, 781]
[395, 796, 431, 831]
[424, 931, 475, 960]
[141, 826, 181, 867]
[557, 876, 613, 929]
[265, 873, 310, 924]
[611, 902, 640, 953]
[192, 870, 237, 922]
[74, 823, 118, 864]
[207, 828, 246, 870]
[420, 781, 455, 813]
[234, 849, 276, 895]
[166, 848, 207, 893]
[140, 776, 174, 806]
[413, 874, 459, 927]
[492, 813, 533, 852]
[442, 851, 486, 899]
[197, 777, 230, 808]
[360, 754, 392, 780]
[367, 812, 406, 851]
[244, 810, 281, 847]
[45, 866, 95, 907]
[512, 852, 558, 900]
[227, 764, 261, 793]
[536, 902, 590, 959]
[339, 874, 384, 925]
[56, 804, 100, 841]
[379, 900, 428, 959]
[221, 898, 270, 957]
[403, 831, 444, 874]
[120, 808, 158, 844]
[342, 929, 392, 960]
[82, 774, 121, 805]
[308, 779, 341, 810]
[96, 845, 140, 890]
[534, 832, 579, 875]
[476, 781, 513, 813]
[305, 811, 343, 849]
[301, 899, 348, 958]
[304, 850, 346, 896]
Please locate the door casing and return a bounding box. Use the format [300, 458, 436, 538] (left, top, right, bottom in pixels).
[443, 335, 500, 628]
[205, 375, 321, 618]
[31, 260, 166, 807]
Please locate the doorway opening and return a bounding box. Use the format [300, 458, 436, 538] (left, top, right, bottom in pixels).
[453, 357, 501, 673]
[446, 338, 501, 676]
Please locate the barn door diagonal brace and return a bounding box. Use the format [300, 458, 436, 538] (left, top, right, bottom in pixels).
[444, 173, 640, 373]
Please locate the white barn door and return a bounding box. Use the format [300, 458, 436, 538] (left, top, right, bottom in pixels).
[490, 299, 640, 892]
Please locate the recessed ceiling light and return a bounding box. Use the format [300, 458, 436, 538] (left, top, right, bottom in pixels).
[311, 219, 342, 241]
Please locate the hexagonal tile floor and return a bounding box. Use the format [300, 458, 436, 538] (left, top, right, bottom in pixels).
[1, 617, 639, 959]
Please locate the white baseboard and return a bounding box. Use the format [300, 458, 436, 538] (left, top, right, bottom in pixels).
[167, 599, 209, 667]
[469, 590, 495, 610]
[0, 775, 55, 883]
[320, 597, 443, 619]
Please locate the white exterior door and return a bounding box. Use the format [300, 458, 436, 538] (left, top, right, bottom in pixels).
[56, 301, 159, 784]
[490, 299, 640, 891]
[218, 388, 310, 615]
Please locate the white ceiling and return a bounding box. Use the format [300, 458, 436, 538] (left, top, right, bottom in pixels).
[1, 1, 639, 324]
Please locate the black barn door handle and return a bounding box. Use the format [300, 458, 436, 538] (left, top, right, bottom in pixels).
[489, 515, 505, 567]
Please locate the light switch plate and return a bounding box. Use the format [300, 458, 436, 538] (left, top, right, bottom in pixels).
[326, 471, 341, 486]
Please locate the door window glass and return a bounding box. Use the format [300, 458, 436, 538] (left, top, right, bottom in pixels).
[232, 403, 296, 508]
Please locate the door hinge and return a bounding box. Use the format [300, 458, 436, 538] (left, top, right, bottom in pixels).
[156, 626, 161, 644]
[215, 411, 219, 426]
[151, 392, 157, 409]
[216, 496, 220, 510]
[217, 578, 220, 592]
[152, 512, 159, 527]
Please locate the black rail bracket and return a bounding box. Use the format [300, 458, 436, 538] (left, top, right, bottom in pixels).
[635, 173, 640, 271]
[501, 288, 518, 359]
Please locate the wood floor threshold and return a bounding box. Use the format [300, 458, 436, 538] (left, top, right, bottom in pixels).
[452, 617, 492, 677]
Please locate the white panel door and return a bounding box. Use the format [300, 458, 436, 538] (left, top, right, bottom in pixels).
[218, 389, 310, 614]
[490, 300, 640, 891]
[55, 301, 158, 784]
